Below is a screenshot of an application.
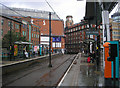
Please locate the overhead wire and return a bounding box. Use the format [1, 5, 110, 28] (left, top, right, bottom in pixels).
[44, 0, 61, 19]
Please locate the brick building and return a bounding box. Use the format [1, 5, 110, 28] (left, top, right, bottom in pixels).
[65, 16, 103, 54]
[1, 7, 65, 53]
[1, 15, 40, 46]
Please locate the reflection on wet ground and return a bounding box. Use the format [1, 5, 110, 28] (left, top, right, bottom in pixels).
[78, 61, 103, 86]
[78, 57, 119, 87]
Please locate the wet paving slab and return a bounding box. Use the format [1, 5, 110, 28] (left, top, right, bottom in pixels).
[60, 55, 105, 87]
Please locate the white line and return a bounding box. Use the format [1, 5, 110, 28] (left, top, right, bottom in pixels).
[57, 54, 78, 87]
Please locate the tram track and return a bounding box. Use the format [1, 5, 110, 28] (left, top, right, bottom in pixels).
[3, 54, 76, 86]
[34, 54, 76, 86]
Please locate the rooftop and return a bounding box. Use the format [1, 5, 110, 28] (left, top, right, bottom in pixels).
[1, 6, 62, 21]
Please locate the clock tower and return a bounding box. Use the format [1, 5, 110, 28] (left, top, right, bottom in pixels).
[65, 15, 73, 27]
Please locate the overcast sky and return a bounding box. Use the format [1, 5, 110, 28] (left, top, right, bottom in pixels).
[1, 0, 118, 24]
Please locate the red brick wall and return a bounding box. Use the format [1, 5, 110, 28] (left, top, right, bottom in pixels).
[1, 16, 65, 50]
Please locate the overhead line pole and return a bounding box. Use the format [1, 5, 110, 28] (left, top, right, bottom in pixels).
[48, 12, 52, 67]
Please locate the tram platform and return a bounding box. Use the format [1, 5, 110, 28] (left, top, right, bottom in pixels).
[58, 53, 120, 87]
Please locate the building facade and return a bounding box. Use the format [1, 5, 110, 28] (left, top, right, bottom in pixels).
[110, 12, 120, 41]
[1, 7, 65, 53]
[1, 15, 40, 46]
[65, 16, 103, 54]
[65, 16, 74, 27]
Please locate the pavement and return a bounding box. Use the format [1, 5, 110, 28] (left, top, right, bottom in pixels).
[58, 53, 120, 87]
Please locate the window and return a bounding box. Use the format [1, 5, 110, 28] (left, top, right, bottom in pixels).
[1, 19, 4, 25]
[8, 21, 10, 26]
[32, 27, 33, 31]
[34, 28, 36, 31]
[25, 32, 26, 36]
[22, 31, 24, 36]
[1, 29, 3, 36]
[76, 28, 77, 31]
[23, 24, 25, 28]
[32, 33, 33, 37]
[15, 24, 19, 29]
[25, 25, 27, 29]
[34, 34, 35, 37]
[36, 34, 37, 38]
[38, 29, 39, 32]
[38, 35, 39, 38]
[36, 28, 37, 32]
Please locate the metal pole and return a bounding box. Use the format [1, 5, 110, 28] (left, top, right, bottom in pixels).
[39, 30, 40, 56]
[113, 58, 116, 87]
[88, 20, 91, 54]
[48, 12, 52, 67]
[20, 23, 21, 38]
[55, 37, 56, 53]
[9, 21, 12, 61]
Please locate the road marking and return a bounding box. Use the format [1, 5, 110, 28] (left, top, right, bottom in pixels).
[57, 54, 79, 87]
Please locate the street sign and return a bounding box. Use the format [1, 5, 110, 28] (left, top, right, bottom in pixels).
[86, 30, 99, 35]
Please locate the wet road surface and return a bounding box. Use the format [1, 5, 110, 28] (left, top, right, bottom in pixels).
[2, 54, 76, 86]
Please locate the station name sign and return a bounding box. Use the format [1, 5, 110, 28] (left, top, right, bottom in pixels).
[86, 30, 99, 35]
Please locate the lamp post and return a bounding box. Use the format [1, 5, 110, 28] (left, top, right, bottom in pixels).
[48, 12, 52, 67]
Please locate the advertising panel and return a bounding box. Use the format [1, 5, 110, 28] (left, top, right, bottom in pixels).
[14, 45, 18, 56]
[41, 37, 49, 42]
[52, 37, 61, 42]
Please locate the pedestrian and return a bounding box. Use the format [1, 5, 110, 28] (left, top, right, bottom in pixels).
[87, 53, 91, 63]
[25, 50, 28, 59]
[33, 51, 35, 57]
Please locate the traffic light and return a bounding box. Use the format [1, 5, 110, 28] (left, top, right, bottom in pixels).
[107, 44, 117, 61]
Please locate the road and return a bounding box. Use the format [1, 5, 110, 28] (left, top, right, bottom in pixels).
[2, 54, 76, 87]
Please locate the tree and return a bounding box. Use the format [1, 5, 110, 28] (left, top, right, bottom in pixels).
[2, 30, 27, 49]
